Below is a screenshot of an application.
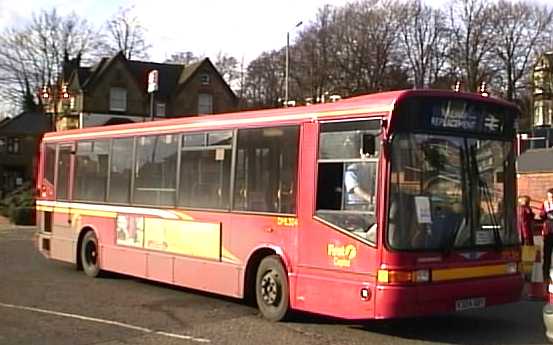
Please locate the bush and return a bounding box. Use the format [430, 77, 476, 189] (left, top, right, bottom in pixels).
[10, 207, 36, 225]
[0, 183, 36, 225]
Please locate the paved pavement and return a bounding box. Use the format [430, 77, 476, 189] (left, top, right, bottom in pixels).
[0, 225, 551, 345]
[0, 215, 10, 225]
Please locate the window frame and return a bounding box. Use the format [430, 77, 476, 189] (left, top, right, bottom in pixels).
[55, 143, 74, 201]
[231, 125, 300, 216]
[132, 134, 179, 207]
[314, 118, 383, 246]
[7, 137, 21, 154]
[198, 93, 213, 115]
[107, 137, 135, 205]
[73, 139, 110, 202]
[109, 87, 127, 112]
[200, 73, 210, 85]
[177, 130, 234, 210]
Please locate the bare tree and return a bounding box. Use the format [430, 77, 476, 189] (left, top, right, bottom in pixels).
[213, 52, 239, 87]
[489, 0, 553, 100]
[293, 5, 337, 101]
[243, 50, 284, 108]
[164, 51, 202, 65]
[293, 1, 407, 101]
[331, 0, 403, 94]
[448, 0, 495, 92]
[105, 6, 150, 60]
[0, 9, 103, 112]
[398, 0, 449, 88]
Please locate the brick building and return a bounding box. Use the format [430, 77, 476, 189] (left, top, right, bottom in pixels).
[47, 52, 238, 130]
[0, 112, 51, 198]
[533, 51, 553, 128]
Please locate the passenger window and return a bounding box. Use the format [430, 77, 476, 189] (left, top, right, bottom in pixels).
[108, 138, 133, 204]
[44, 144, 56, 186]
[134, 135, 178, 206]
[233, 126, 299, 214]
[179, 131, 232, 209]
[315, 120, 381, 244]
[56, 145, 72, 200]
[74, 140, 109, 202]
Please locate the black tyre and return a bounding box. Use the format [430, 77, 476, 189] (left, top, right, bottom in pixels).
[255, 255, 290, 321]
[81, 231, 100, 277]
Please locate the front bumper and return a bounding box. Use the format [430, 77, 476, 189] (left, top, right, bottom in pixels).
[375, 273, 523, 319]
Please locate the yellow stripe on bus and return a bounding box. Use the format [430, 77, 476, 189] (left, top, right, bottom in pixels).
[221, 247, 241, 264]
[36, 205, 117, 218]
[171, 211, 194, 221]
[432, 264, 510, 282]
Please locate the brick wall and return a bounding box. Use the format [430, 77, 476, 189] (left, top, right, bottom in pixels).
[517, 172, 553, 234]
[518, 172, 553, 210]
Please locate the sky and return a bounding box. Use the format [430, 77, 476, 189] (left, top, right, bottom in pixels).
[0, 0, 347, 63]
[0, 0, 550, 63]
[0, 0, 549, 118]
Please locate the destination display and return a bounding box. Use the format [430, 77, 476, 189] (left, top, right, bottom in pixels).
[393, 96, 516, 137]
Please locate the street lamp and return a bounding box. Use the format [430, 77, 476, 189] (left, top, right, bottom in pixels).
[285, 21, 303, 107]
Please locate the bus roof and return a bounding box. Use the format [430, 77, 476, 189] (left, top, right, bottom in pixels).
[43, 89, 517, 142]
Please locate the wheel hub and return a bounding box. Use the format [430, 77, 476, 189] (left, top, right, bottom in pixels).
[86, 242, 97, 265]
[261, 271, 280, 305]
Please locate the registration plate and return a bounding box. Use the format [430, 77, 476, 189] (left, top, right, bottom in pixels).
[455, 297, 485, 311]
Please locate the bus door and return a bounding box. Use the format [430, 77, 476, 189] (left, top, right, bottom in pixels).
[50, 143, 75, 262]
[295, 120, 381, 319]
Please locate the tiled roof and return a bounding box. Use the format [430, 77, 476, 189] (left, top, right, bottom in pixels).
[127, 60, 183, 99]
[73, 53, 226, 101]
[0, 112, 51, 135]
[76, 67, 92, 86]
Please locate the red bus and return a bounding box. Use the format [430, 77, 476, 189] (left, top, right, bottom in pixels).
[35, 90, 523, 321]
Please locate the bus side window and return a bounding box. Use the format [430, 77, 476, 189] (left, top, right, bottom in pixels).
[233, 126, 299, 214]
[315, 120, 381, 244]
[179, 131, 232, 210]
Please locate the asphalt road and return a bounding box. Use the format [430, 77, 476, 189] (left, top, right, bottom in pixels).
[0, 225, 551, 345]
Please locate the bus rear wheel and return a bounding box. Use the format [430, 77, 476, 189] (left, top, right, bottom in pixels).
[255, 255, 289, 321]
[81, 231, 100, 277]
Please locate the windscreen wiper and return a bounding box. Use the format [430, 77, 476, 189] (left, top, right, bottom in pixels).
[469, 144, 502, 250]
[442, 143, 469, 255]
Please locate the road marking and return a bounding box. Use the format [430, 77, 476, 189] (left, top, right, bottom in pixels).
[0, 302, 210, 343]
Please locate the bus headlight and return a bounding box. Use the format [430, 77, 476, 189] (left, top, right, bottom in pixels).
[414, 269, 430, 283]
[377, 269, 430, 284]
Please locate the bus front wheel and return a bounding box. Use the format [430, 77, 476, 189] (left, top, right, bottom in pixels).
[81, 231, 100, 277]
[255, 255, 289, 321]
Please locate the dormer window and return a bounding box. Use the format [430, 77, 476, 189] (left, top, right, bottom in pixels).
[110, 87, 127, 112]
[200, 73, 210, 85]
[535, 70, 545, 94]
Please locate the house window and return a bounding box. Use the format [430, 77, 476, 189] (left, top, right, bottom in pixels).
[534, 71, 545, 95]
[156, 102, 166, 117]
[200, 73, 210, 85]
[198, 94, 213, 114]
[7, 137, 20, 154]
[535, 100, 553, 127]
[0, 137, 5, 152]
[110, 87, 127, 112]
